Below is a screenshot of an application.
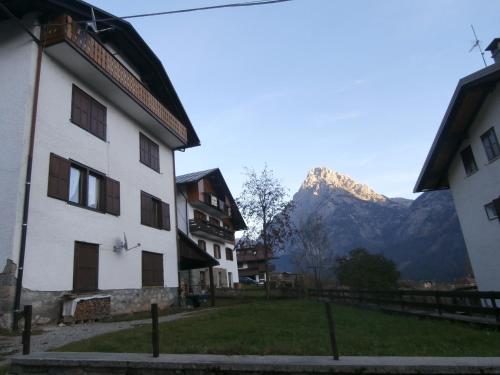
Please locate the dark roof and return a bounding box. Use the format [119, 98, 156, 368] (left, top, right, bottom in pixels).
[486, 39, 500, 52]
[176, 168, 247, 231]
[176, 169, 218, 185]
[414, 62, 500, 192]
[0, 0, 200, 148]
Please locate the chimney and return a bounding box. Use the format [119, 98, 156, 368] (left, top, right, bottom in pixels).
[486, 39, 500, 64]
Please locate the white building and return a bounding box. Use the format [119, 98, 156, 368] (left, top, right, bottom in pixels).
[0, 0, 201, 328]
[176, 169, 246, 293]
[415, 39, 500, 291]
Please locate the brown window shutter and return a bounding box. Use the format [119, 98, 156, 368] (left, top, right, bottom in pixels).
[161, 202, 171, 231]
[142, 251, 164, 287]
[141, 192, 151, 226]
[105, 177, 120, 216]
[71, 86, 91, 132]
[90, 100, 107, 141]
[47, 153, 70, 201]
[73, 242, 99, 292]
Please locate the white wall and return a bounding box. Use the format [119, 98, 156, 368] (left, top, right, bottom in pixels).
[22, 52, 178, 291]
[448, 86, 500, 291]
[0, 21, 39, 272]
[175, 189, 239, 287]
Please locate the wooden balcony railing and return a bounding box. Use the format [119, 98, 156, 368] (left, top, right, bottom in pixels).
[189, 219, 235, 242]
[201, 193, 231, 217]
[42, 15, 188, 144]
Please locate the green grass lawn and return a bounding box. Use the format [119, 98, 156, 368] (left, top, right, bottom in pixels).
[56, 299, 500, 356]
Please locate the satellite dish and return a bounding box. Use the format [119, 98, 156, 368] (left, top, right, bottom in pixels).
[113, 232, 140, 252]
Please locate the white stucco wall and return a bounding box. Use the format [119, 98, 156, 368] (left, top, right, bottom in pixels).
[22, 52, 179, 291]
[176, 189, 239, 287]
[448, 86, 500, 291]
[0, 21, 39, 272]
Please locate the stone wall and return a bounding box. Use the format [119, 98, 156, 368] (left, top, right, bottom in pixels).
[0, 259, 16, 329]
[0, 285, 178, 329]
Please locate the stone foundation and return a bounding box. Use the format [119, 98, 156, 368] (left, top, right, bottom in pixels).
[0, 285, 178, 330]
[0, 259, 17, 329]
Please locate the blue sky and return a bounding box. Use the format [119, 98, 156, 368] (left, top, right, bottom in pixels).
[92, 0, 500, 199]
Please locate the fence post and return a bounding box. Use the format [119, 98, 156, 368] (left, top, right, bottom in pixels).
[491, 297, 500, 323]
[151, 303, 159, 358]
[435, 293, 442, 316]
[324, 302, 339, 360]
[22, 305, 32, 355]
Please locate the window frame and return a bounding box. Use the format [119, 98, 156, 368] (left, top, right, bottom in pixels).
[485, 202, 498, 220]
[481, 127, 500, 162]
[198, 240, 207, 251]
[71, 85, 107, 141]
[140, 191, 170, 230]
[139, 133, 160, 173]
[225, 247, 234, 261]
[460, 146, 479, 176]
[68, 160, 106, 213]
[213, 244, 221, 259]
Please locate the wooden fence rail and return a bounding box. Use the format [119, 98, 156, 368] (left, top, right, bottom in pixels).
[308, 289, 500, 323]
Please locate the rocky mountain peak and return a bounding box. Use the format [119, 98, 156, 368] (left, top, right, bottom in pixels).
[301, 167, 387, 203]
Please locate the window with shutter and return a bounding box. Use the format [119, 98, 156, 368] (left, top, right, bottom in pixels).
[73, 241, 99, 292]
[161, 202, 171, 231]
[105, 177, 120, 216]
[142, 251, 164, 287]
[225, 247, 233, 261]
[141, 191, 169, 230]
[71, 85, 107, 141]
[481, 128, 500, 162]
[48, 153, 70, 201]
[139, 133, 160, 172]
[198, 240, 206, 251]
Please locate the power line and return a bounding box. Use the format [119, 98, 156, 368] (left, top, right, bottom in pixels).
[72, 0, 293, 25]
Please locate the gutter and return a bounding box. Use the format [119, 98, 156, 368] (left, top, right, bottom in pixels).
[11, 23, 44, 330]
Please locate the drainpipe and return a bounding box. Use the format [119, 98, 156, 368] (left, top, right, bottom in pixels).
[11, 22, 43, 330]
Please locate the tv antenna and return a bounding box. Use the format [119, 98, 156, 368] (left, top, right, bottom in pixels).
[113, 232, 141, 252]
[86, 7, 113, 34]
[469, 24, 487, 68]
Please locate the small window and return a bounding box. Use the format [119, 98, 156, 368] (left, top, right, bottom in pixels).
[213, 244, 221, 259]
[460, 146, 478, 176]
[142, 251, 164, 287]
[225, 247, 233, 261]
[194, 210, 207, 222]
[481, 128, 500, 162]
[200, 271, 206, 289]
[71, 85, 107, 141]
[141, 191, 170, 230]
[485, 203, 498, 220]
[198, 240, 206, 251]
[139, 133, 160, 172]
[209, 217, 221, 227]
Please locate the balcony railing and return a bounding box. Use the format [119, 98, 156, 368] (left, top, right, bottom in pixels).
[42, 15, 188, 144]
[201, 193, 231, 217]
[189, 219, 235, 242]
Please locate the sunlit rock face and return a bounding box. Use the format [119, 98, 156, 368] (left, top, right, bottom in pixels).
[278, 167, 468, 282]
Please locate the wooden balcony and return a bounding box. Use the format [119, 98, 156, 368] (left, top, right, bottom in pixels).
[42, 15, 187, 146]
[191, 192, 231, 219]
[189, 219, 235, 243]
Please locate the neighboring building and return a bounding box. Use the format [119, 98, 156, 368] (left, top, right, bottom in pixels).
[0, 0, 201, 328]
[176, 169, 246, 293]
[415, 39, 500, 291]
[236, 244, 275, 283]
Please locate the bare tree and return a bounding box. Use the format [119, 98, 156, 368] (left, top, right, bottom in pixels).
[236, 165, 294, 298]
[292, 215, 334, 291]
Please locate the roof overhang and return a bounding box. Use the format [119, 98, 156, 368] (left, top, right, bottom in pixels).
[414, 63, 500, 192]
[178, 230, 219, 270]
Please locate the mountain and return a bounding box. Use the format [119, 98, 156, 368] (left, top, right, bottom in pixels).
[277, 167, 469, 282]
